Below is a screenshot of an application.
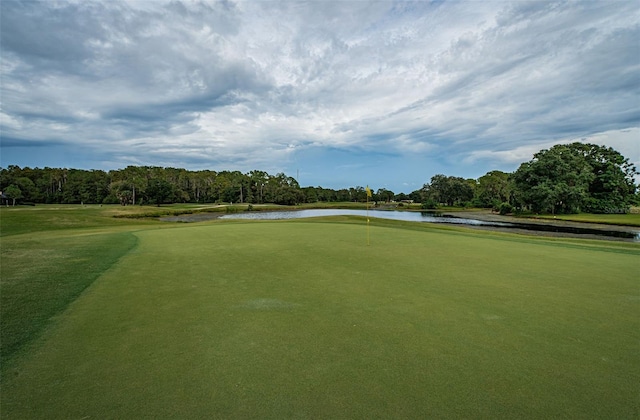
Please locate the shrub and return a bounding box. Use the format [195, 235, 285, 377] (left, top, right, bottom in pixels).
[498, 202, 513, 215]
[421, 198, 438, 209]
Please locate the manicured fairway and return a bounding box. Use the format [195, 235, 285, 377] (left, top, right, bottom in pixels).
[2, 218, 639, 418]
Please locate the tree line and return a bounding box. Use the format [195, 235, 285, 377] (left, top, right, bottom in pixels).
[420, 143, 638, 214]
[1, 143, 637, 213]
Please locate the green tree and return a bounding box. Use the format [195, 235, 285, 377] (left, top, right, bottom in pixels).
[4, 184, 22, 206]
[14, 177, 38, 202]
[302, 187, 319, 203]
[262, 173, 302, 205]
[249, 170, 269, 204]
[376, 188, 394, 203]
[146, 179, 174, 206]
[579, 144, 638, 213]
[407, 190, 423, 203]
[475, 170, 512, 208]
[512, 143, 637, 214]
[423, 174, 473, 206]
[109, 181, 133, 206]
[513, 145, 591, 214]
[0, 166, 18, 192]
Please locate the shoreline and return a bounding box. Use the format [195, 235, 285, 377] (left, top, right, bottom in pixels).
[161, 208, 640, 243]
[441, 210, 639, 242]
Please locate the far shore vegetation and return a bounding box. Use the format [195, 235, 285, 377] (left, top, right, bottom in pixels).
[1, 143, 638, 217]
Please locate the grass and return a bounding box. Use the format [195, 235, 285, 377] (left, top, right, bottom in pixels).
[0, 230, 138, 366]
[522, 212, 640, 227]
[1, 207, 639, 418]
[0, 204, 161, 237]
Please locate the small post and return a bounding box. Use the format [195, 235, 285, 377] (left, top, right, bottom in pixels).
[365, 186, 372, 246]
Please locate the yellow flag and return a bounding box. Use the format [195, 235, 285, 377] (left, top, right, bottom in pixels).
[365, 186, 372, 198]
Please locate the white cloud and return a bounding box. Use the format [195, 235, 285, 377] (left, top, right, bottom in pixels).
[464, 128, 640, 181]
[1, 0, 638, 190]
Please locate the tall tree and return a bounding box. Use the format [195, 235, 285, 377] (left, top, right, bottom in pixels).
[423, 175, 473, 206]
[475, 170, 512, 208]
[512, 143, 637, 214]
[109, 181, 133, 206]
[146, 179, 174, 206]
[376, 188, 394, 203]
[14, 177, 38, 202]
[4, 185, 22, 206]
[579, 144, 638, 213]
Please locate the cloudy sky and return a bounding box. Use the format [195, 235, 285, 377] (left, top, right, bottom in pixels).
[1, 0, 639, 192]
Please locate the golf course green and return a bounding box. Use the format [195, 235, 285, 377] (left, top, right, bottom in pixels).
[1, 205, 638, 418]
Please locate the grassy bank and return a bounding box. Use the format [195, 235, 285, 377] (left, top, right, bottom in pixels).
[2, 211, 638, 418]
[522, 211, 640, 227]
[0, 204, 161, 237]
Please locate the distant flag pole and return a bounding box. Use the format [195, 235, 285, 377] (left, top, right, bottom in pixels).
[365, 185, 372, 245]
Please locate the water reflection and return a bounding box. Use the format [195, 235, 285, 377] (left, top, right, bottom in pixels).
[219, 209, 639, 241]
[221, 209, 509, 226]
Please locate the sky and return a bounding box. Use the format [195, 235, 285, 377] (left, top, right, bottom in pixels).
[1, 0, 639, 193]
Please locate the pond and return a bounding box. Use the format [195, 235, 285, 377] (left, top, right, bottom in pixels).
[221, 209, 508, 226]
[164, 209, 640, 242]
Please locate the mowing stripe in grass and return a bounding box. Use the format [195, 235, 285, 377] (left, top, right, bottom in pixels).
[300, 215, 640, 255]
[2, 221, 638, 418]
[0, 231, 138, 370]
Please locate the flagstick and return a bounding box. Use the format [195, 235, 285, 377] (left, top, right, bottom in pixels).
[366, 190, 370, 246]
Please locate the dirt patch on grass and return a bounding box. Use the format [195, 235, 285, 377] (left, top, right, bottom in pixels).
[235, 298, 301, 311]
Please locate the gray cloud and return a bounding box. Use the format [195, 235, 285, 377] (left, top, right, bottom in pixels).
[1, 0, 638, 190]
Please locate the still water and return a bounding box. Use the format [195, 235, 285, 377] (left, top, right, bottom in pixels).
[219, 209, 640, 241]
[220, 209, 505, 225]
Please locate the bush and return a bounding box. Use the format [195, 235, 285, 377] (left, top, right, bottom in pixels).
[102, 195, 119, 205]
[421, 198, 438, 209]
[498, 202, 513, 215]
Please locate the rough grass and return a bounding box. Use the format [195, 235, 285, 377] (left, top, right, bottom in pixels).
[0, 231, 138, 367]
[520, 212, 640, 227]
[2, 218, 638, 419]
[0, 205, 159, 237]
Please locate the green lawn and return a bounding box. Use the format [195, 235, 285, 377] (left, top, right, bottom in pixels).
[520, 211, 640, 227]
[1, 208, 639, 418]
[0, 230, 138, 367]
[0, 204, 162, 237]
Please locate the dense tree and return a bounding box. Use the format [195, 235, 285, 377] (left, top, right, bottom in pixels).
[146, 179, 174, 206]
[249, 170, 269, 203]
[14, 177, 38, 203]
[513, 145, 591, 214]
[4, 184, 22, 206]
[422, 174, 474, 206]
[376, 188, 394, 203]
[348, 186, 367, 202]
[109, 180, 133, 206]
[513, 143, 637, 214]
[475, 170, 512, 208]
[579, 144, 637, 213]
[407, 190, 423, 203]
[394, 192, 409, 202]
[266, 173, 303, 205]
[301, 187, 319, 203]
